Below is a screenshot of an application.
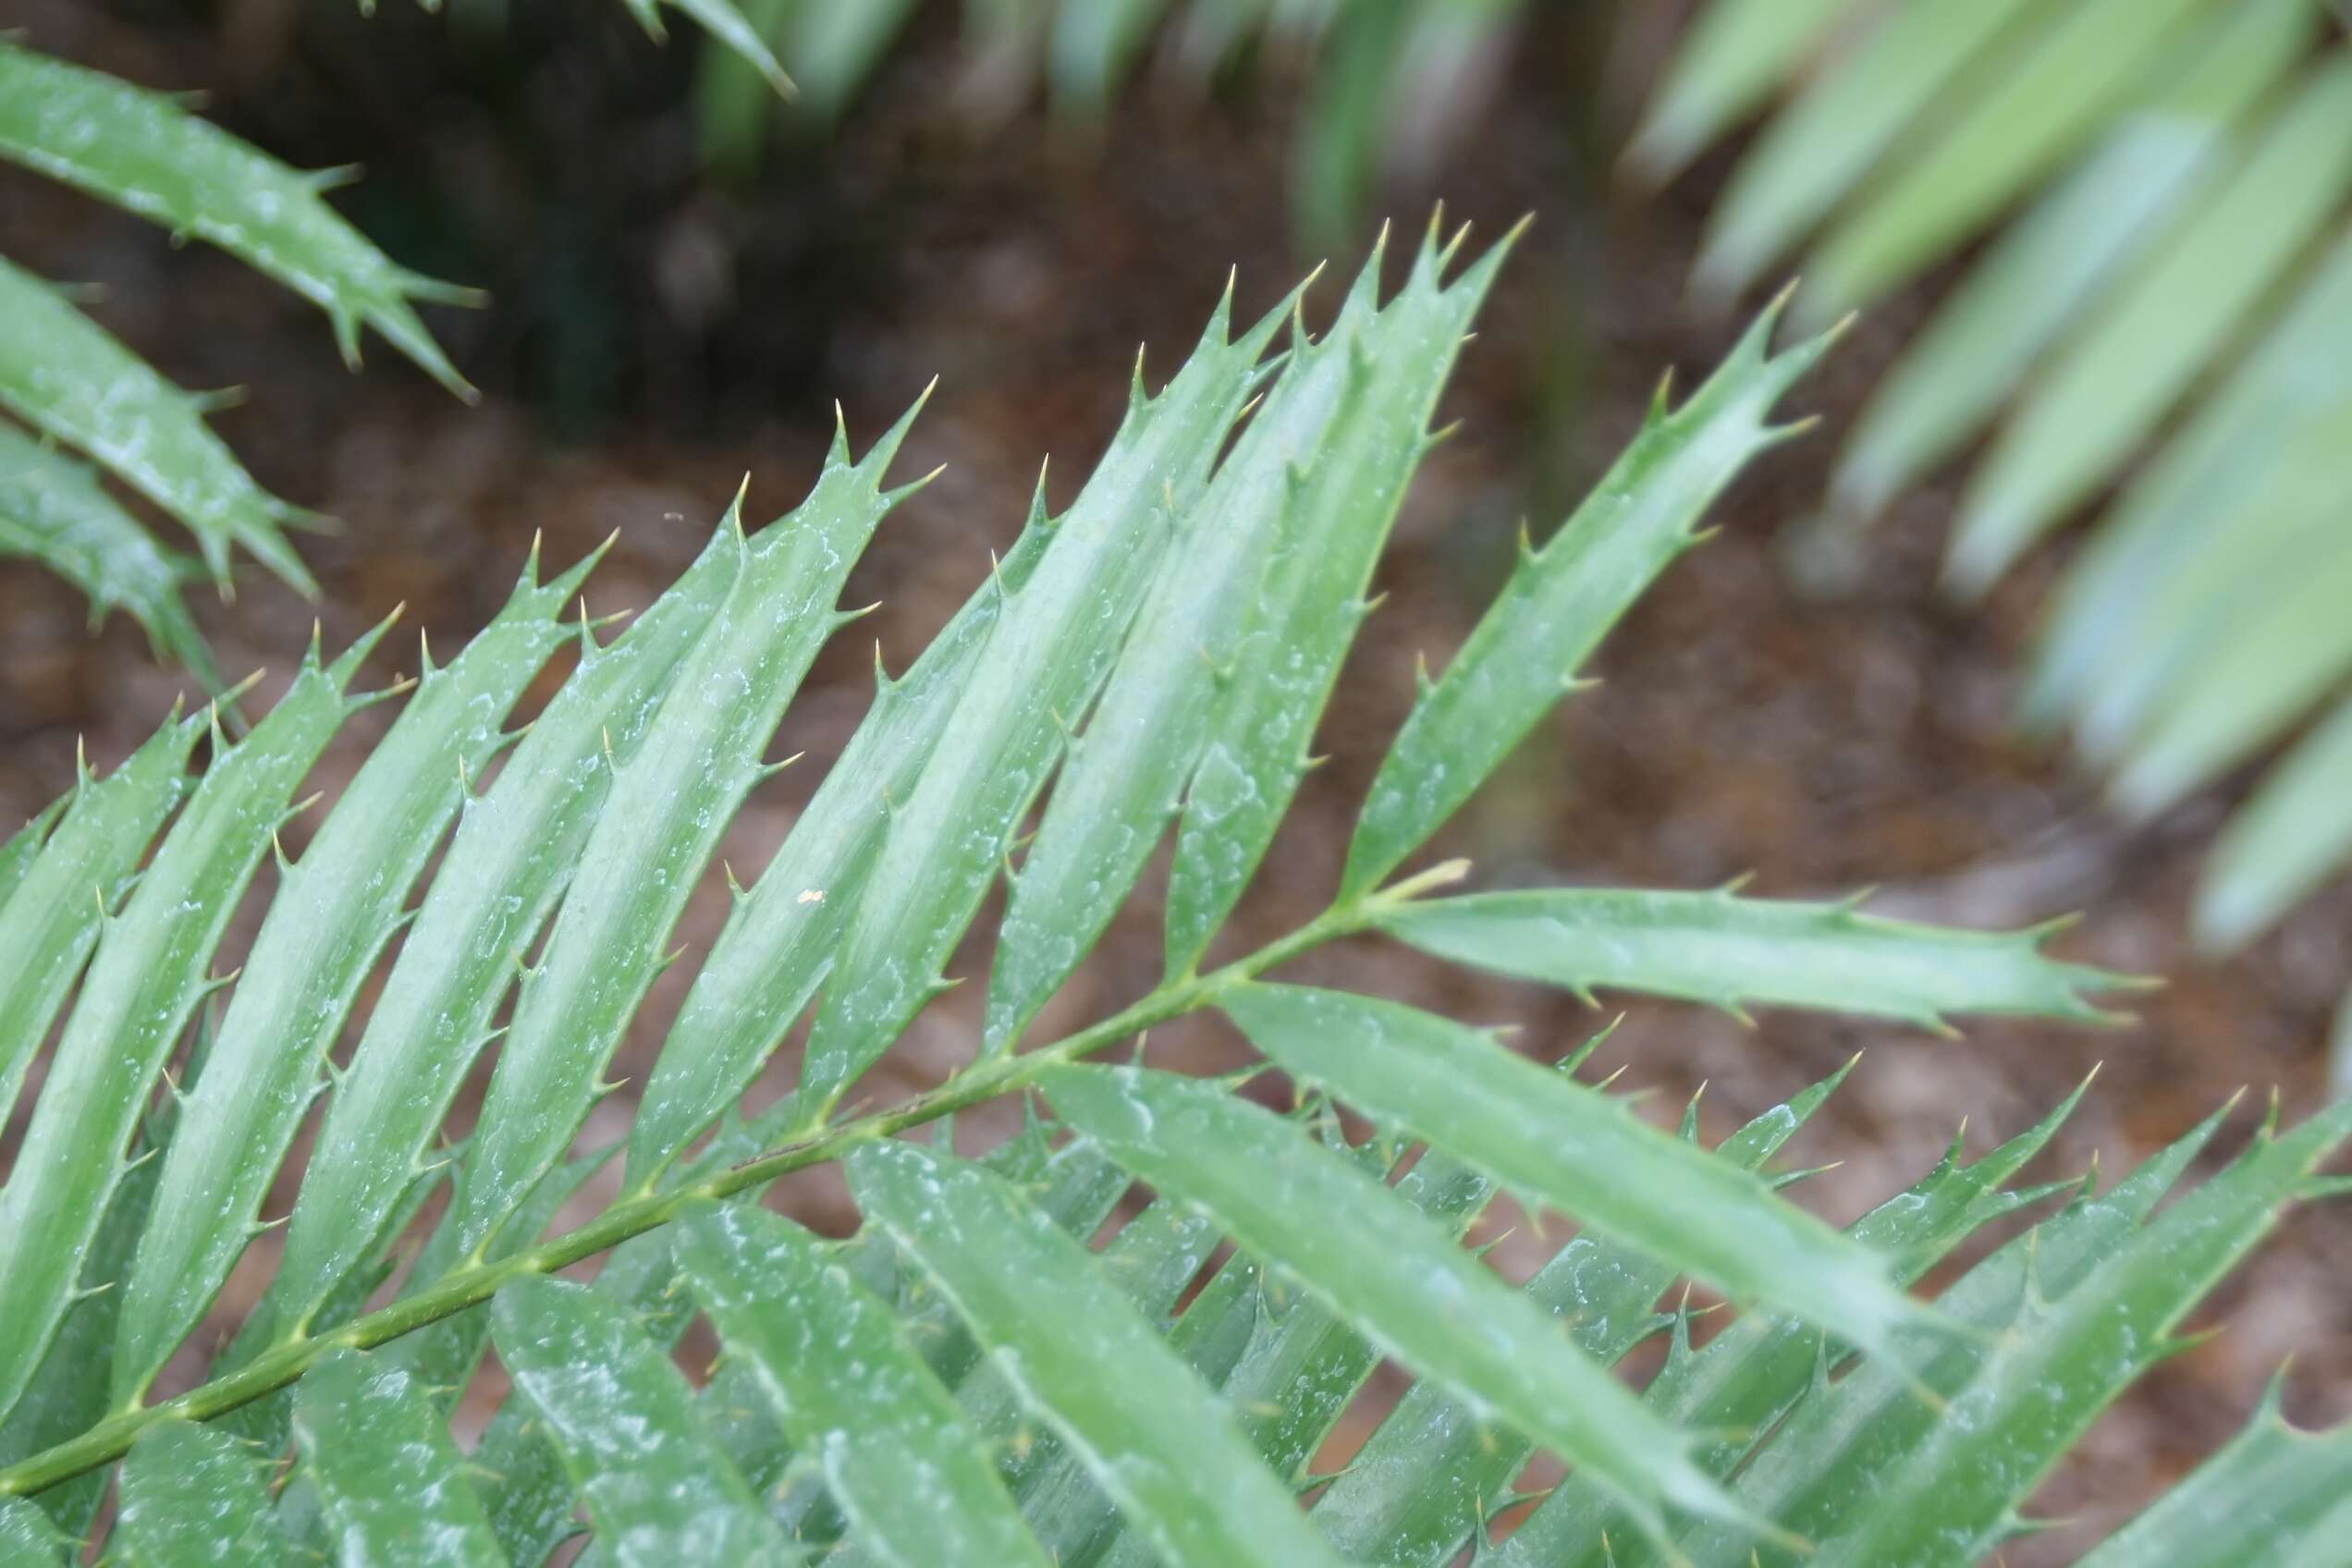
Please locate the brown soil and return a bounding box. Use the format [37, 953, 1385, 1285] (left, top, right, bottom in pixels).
[4, 3, 2347, 1562]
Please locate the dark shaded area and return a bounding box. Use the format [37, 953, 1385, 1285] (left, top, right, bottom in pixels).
[2, 2, 2347, 1561]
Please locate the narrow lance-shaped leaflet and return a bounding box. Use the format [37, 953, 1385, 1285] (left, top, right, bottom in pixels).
[0, 625, 387, 1424]
[798, 285, 1288, 1124]
[449, 405, 932, 1260]
[1343, 296, 1840, 899]
[1159, 217, 1516, 977]
[264, 521, 744, 1334]
[114, 540, 608, 1404]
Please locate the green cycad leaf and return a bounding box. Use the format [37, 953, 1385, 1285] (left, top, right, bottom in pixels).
[0, 40, 474, 398]
[1076, 1123, 1494, 1568]
[379, 1144, 616, 1424]
[1692, 0, 2041, 302]
[676, 1202, 1051, 1568]
[1672, 1099, 2235, 1567]
[845, 1136, 1349, 1568]
[0, 625, 386, 1423]
[996, 222, 1505, 1043]
[1946, 55, 2352, 595]
[1807, 1100, 2352, 1568]
[626, 448, 1055, 1192]
[492, 1275, 791, 1566]
[1377, 886, 2128, 1028]
[115, 542, 606, 1404]
[799, 288, 1285, 1123]
[1038, 1061, 1758, 1550]
[2075, 1383, 2352, 1568]
[0, 429, 214, 684]
[1826, 0, 2309, 523]
[0, 706, 202, 1131]
[1342, 298, 1834, 899]
[1799, 0, 2225, 320]
[1310, 1064, 1855, 1567]
[115, 1419, 290, 1567]
[0, 797, 60, 909]
[267, 523, 743, 1331]
[1227, 984, 1933, 1358]
[200, 1150, 454, 1469]
[449, 410, 925, 1260]
[0, 256, 316, 593]
[1159, 221, 1513, 977]
[0, 1499, 62, 1565]
[291, 1350, 502, 1568]
[1624, 0, 1851, 185]
[471, 1092, 816, 1566]
[1518, 1082, 2094, 1568]
[970, 1194, 1227, 1568]
[0, 1083, 185, 1541]
[708, 1116, 1135, 1562]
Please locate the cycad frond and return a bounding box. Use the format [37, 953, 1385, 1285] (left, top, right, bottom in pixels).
[0, 230, 2334, 1567]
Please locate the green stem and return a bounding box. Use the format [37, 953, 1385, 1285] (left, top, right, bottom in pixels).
[0, 863, 1467, 1499]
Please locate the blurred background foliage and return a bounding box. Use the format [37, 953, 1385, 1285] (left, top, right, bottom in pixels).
[1637, 0, 2352, 1081]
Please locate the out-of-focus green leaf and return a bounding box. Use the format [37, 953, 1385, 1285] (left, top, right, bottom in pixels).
[2033, 223, 2352, 749]
[1625, 0, 1852, 185]
[2103, 451, 2352, 818]
[1826, 0, 2310, 521]
[1801, 0, 2225, 318]
[0, 40, 473, 397]
[1947, 57, 2352, 594]
[1695, 0, 2040, 301]
[2201, 694, 2352, 949]
[618, 0, 796, 95]
[0, 257, 314, 591]
[1376, 886, 2129, 1028]
[0, 428, 213, 683]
